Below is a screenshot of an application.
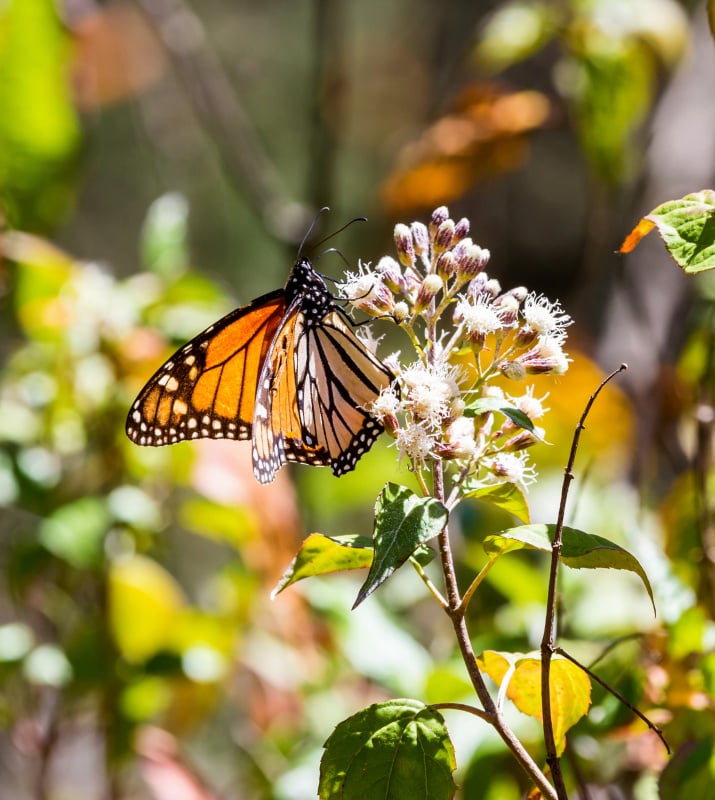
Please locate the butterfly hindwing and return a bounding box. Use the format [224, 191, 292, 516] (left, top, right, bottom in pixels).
[126, 290, 285, 446]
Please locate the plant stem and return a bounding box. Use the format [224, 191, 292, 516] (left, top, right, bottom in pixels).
[432, 460, 557, 800]
[539, 364, 627, 798]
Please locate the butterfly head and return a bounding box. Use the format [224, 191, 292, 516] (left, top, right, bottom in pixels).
[285, 258, 335, 324]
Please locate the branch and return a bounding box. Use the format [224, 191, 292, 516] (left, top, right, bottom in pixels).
[134, 0, 309, 241]
[555, 646, 670, 754]
[540, 363, 628, 798]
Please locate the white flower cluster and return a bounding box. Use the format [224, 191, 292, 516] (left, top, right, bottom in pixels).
[342, 206, 572, 494]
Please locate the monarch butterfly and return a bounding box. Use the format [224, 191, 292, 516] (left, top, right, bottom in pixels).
[125, 252, 395, 484]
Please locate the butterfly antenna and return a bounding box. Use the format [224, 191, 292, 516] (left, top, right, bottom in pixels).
[314, 247, 351, 274]
[298, 206, 330, 258]
[312, 215, 367, 251]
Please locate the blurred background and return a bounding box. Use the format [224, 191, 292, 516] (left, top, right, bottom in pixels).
[1, 0, 715, 797]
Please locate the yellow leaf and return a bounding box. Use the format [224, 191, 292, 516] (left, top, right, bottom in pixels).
[478, 650, 592, 755]
[109, 556, 185, 663]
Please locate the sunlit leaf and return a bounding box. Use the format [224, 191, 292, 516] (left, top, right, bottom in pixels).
[319, 699, 456, 800]
[463, 483, 530, 524]
[0, 0, 80, 228]
[478, 650, 591, 755]
[272, 533, 374, 597]
[354, 484, 448, 608]
[473, 1, 561, 73]
[483, 524, 655, 613]
[109, 555, 185, 663]
[178, 496, 256, 549]
[618, 190, 715, 273]
[463, 397, 538, 436]
[568, 35, 654, 185]
[141, 192, 189, 278]
[39, 497, 109, 569]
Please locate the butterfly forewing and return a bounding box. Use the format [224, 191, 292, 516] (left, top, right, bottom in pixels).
[126, 290, 285, 446]
[126, 255, 396, 484]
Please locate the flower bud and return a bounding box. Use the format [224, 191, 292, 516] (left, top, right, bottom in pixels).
[467, 273, 489, 299]
[453, 217, 470, 243]
[429, 206, 450, 237]
[410, 222, 430, 258]
[484, 278, 501, 298]
[493, 294, 520, 327]
[394, 223, 415, 267]
[414, 273, 444, 312]
[508, 286, 528, 303]
[514, 325, 538, 348]
[433, 219, 456, 254]
[503, 428, 542, 451]
[376, 255, 402, 293]
[393, 301, 410, 323]
[435, 251, 456, 280]
[500, 360, 527, 381]
[458, 244, 489, 279]
[402, 267, 422, 301]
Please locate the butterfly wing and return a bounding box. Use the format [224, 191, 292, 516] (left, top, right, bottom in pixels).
[126, 290, 285, 446]
[251, 305, 394, 484]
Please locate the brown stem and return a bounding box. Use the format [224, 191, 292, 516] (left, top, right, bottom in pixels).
[540, 364, 628, 798]
[555, 647, 670, 754]
[431, 460, 557, 799]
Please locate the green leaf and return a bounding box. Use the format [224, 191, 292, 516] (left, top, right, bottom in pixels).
[38, 497, 109, 569]
[464, 482, 530, 523]
[483, 524, 655, 613]
[478, 650, 591, 756]
[140, 192, 189, 278]
[0, 0, 80, 228]
[473, 1, 560, 74]
[354, 483, 448, 608]
[272, 533, 374, 597]
[620, 190, 715, 273]
[659, 738, 715, 799]
[319, 699, 456, 800]
[463, 398, 537, 433]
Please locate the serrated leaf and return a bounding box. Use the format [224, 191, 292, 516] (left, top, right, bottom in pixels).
[319, 699, 456, 800]
[272, 533, 374, 597]
[464, 482, 530, 523]
[354, 484, 448, 608]
[618, 190, 715, 273]
[478, 651, 591, 756]
[483, 524, 655, 613]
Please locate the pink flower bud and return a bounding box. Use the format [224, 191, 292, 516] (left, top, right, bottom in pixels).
[410, 222, 430, 258]
[394, 223, 415, 267]
[429, 206, 450, 237]
[433, 219, 456, 254]
[436, 251, 456, 280]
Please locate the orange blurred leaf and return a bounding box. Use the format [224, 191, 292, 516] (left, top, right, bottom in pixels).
[70, 2, 166, 110]
[381, 83, 552, 215]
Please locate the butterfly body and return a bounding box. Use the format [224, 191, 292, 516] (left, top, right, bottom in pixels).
[126, 257, 393, 483]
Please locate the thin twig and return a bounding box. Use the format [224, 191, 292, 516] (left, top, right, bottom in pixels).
[409, 556, 448, 608]
[555, 647, 670, 754]
[430, 702, 491, 723]
[134, 0, 309, 241]
[540, 364, 628, 798]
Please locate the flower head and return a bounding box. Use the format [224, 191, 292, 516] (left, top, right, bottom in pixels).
[339, 262, 394, 315]
[487, 451, 537, 490]
[522, 293, 572, 337]
[395, 423, 437, 465]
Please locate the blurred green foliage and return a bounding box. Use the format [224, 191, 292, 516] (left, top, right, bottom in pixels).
[1, 0, 715, 798]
